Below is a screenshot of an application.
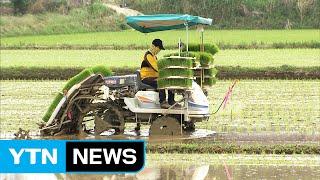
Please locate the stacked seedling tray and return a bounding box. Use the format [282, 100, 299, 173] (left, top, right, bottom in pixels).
[158, 56, 194, 89]
[186, 43, 218, 87]
[42, 65, 112, 122]
[193, 51, 218, 87]
[164, 43, 219, 88]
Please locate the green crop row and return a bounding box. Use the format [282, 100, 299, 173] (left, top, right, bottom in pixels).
[147, 143, 320, 154]
[1, 66, 319, 80]
[2, 49, 319, 68]
[1, 30, 319, 49]
[2, 41, 319, 50]
[147, 154, 320, 167]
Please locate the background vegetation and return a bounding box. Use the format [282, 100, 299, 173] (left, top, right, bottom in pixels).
[1, 0, 319, 38]
[128, 0, 320, 29]
[0, 0, 127, 37]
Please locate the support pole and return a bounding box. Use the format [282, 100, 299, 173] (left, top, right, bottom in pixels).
[201, 31, 204, 52]
[185, 22, 189, 53]
[178, 38, 181, 56]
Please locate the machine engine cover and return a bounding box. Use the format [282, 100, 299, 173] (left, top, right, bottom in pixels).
[188, 82, 209, 111]
[135, 91, 160, 109]
[104, 75, 137, 88]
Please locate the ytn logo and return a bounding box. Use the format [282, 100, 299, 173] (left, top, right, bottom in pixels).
[9, 148, 57, 165]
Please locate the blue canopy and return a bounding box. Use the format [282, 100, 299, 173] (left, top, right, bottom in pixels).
[126, 14, 212, 33]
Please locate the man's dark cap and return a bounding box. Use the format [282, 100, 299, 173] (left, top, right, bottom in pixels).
[152, 39, 165, 50]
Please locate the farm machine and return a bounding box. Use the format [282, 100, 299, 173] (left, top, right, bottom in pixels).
[40, 14, 215, 136]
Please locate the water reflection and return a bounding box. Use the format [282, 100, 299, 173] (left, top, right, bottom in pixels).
[2, 165, 319, 180]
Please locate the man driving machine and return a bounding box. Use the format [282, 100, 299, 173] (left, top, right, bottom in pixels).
[140, 39, 175, 109]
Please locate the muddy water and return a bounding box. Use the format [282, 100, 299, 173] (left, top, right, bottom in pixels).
[2, 128, 319, 144]
[0, 129, 216, 141]
[1, 165, 319, 179]
[1, 129, 319, 179]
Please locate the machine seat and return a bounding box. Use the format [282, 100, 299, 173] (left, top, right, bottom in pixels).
[135, 70, 156, 90]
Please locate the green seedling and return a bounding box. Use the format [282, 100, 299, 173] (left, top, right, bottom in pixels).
[158, 58, 193, 69]
[158, 78, 193, 88]
[159, 68, 193, 79]
[183, 43, 219, 55]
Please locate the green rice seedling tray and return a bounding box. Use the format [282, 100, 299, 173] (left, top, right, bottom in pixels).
[159, 68, 193, 79]
[203, 77, 217, 86]
[163, 52, 200, 61]
[62, 68, 93, 91]
[163, 53, 200, 67]
[193, 67, 217, 78]
[195, 77, 217, 87]
[158, 78, 193, 88]
[158, 57, 193, 69]
[90, 65, 113, 77]
[204, 67, 218, 77]
[43, 65, 112, 122]
[42, 93, 64, 122]
[62, 65, 112, 91]
[199, 52, 214, 66]
[183, 43, 219, 55]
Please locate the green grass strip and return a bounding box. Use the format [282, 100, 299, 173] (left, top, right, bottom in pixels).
[42, 93, 64, 122]
[147, 143, 320, 154]
[2, 66, 320, 80]
[159, 69, 193, 79]
[158, 58, 193, 69]
[2, 41, 319, 50]
[183, 43, 220, 55]
[158, 78, 192, 88]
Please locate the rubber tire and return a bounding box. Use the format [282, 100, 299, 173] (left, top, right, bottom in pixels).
[149, 116, 182, 136]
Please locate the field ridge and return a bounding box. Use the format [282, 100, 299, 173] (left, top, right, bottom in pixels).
[1, 66, 319, 80]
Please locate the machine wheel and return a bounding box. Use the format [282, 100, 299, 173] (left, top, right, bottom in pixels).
[74, 102, 125, 135]
[183, 121, 196, 132]
[101, 106, 125, 135]
[149, 116, 182, 136]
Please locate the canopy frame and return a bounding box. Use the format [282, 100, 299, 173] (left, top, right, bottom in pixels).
[126, 14, 212, 53]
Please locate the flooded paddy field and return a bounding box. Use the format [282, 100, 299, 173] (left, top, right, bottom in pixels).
[1, 79, 319, 178]
[1, 80, 319, 137]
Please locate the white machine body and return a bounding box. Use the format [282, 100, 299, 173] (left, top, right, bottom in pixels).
[124, 81, 209, 116]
